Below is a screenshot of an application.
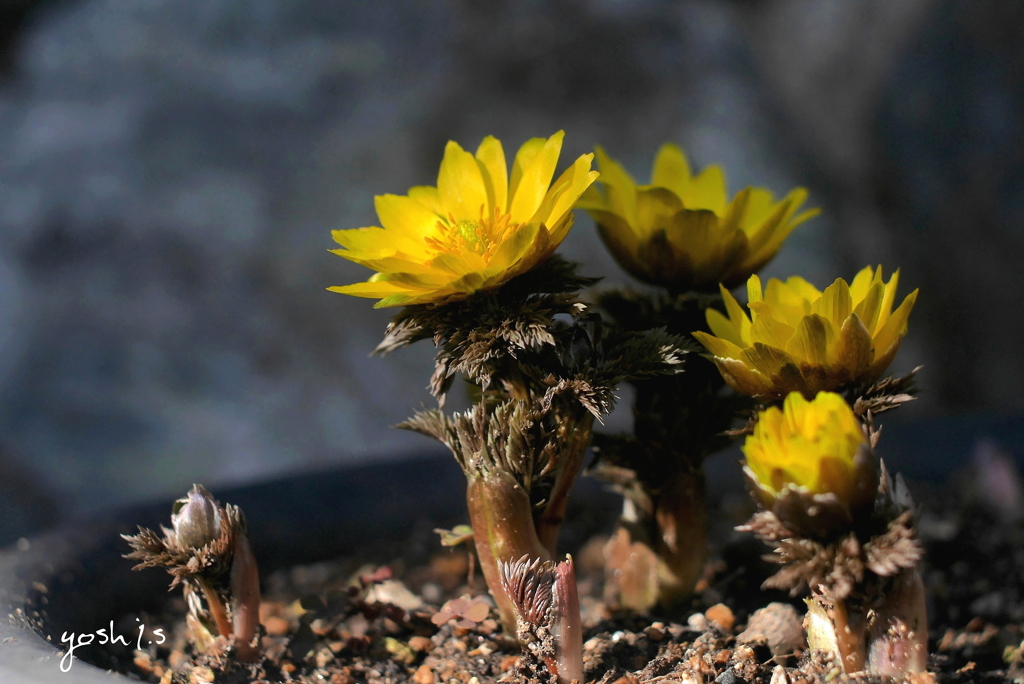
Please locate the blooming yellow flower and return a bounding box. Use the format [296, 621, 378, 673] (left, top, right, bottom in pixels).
[329, 131, 598, 308]
[692, 266, 918, 399]
[576, 144, 818, 291]
[743, 391, 865, 502]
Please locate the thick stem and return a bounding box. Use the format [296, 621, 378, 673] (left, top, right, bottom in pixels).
[535, 413, 595, 556]
[603, 468, 708, 612]
[197, 578, 234, 642]
[230, 532, 262, 663]
[832, 597, 867, 674]
[867, 568, 929, 676]
[805, 595, 866, 674]
[466, 472, 550, 634]
[652, 468, 708, 609]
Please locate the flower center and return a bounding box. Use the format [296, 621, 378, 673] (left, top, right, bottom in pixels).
[426, 208, 518, 260]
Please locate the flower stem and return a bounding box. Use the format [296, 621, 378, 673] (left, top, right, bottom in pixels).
[534, 413, 595, 556]
[652, 468, 708, 608]
[867, 568, 928, 676]
[230, 532, 261, 663]
[466, 471, 550, 633]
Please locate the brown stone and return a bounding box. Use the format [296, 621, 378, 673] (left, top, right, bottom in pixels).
[737, 602, 805, 656]
[263, 615, 291, 637]
[409, 635, 434, 652]
[705, 603, 735, 633]
[414, 664, 437, 684]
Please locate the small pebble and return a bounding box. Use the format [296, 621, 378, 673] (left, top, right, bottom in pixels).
[688, 613, 708, 631]
[714, 670, 746, 684]
[705, 603, 735, 633]
[409, 635, 433, 652]
[263, 615, 291, 637]
[189, 667, 215, 684]
[644, 625, 665, 641]
[737, 603, 804, 656]
[414, 664, 437, 684]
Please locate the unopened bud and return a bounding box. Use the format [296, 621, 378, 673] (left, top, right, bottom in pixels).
[498, 554, 583, 684]
[171, 485, 222, 550]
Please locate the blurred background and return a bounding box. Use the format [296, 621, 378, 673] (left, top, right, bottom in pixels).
[1, 0, 1022, 544]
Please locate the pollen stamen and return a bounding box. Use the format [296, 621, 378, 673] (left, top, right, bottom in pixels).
[425, 206, 518, 260]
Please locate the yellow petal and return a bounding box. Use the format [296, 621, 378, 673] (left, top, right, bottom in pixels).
[716, 356, 773, 396]
[593, 146, 638, 225]
[752, 313, 798, 350]
[328, 280, 422, 298]
[741, 343, 802, 386]
[575, 183, 608, 211]
[650, 143, 691, 198]
[330, 250, 438, 275]
[833, 313, 875, 379]
[704, 309, 743, 347]
[719, 285, 752, 343]
[475, 136, 508, 214]
[812, 278, 853, 325]
[853, 282, 884, 334]
[875, 269, 900, 331]
[633, 186, 684, 240]
[484, 222, 542, 277]
[683, 165, 727, 216]
[374, 194, 443, 244]
[590, 209, 644, 278]
[692, 331, 744, 360]
[747, 274, 763, 304]
[752, 189, 816, 259]
[785, 314, 834, 365]
[872, 288, 918, 365]
[849, 265, 876, 304]
[331, 226, 398, 256]
[509, 131, 564, 224]
[509, 136, 548, 205]
[407, 185, 443, 214]
[429, 251, 487, 276]
[779, 276, 821, 304]
[533, 153, 598, 237]
[438, 140, 489, 222]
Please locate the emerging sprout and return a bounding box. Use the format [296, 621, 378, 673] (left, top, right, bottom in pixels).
[123, 484, 261, 663]
[498, 554, 583, 684]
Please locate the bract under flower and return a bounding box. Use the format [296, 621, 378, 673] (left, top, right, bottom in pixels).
[743, 392, 865, 503]
[692, 266, 919, 399]
[577, 144, 818, 291]
[329, 131, 598, 307]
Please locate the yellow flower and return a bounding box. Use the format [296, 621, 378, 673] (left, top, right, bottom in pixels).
[576, 144, 818, 291]
[329, 131, 598, 308]
[692, 266, 919, 399]
[743, 391, 865, 502]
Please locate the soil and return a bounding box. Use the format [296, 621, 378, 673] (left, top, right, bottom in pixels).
[61, 474, 1024, 684]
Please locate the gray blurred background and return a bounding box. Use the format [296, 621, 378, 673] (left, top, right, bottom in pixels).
[1, 0, 1022, 543]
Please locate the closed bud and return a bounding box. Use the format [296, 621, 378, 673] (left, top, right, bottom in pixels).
[171, 484, 222, 550]
[743, 392, 876, 536]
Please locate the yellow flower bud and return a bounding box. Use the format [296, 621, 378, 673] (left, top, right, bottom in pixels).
[577, 144, 817, 292]
[743, 392, 865, 505]
[693, 266, 918, 399]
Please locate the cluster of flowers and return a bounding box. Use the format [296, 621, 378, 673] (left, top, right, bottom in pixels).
[125, 131, 924, 682]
